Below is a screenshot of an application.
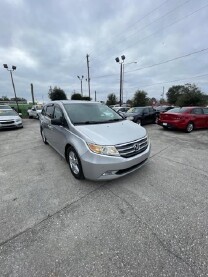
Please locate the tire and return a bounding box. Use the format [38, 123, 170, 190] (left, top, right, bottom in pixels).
[29, 115, 33, 119]
[41, 128, 48, 144]
[186, 122, 194, 133]
[136, 119, 141, 125]
[67, 147, 84, 180]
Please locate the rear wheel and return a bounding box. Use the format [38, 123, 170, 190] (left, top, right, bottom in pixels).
[186, 122, 194, 133]
[67, 147, 84, 180]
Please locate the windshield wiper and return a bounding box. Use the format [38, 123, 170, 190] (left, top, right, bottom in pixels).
[74, 121, 101, 125]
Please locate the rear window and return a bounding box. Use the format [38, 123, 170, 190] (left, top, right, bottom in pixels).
[203, 108, 208, 114]
[168, 108, 189, 113]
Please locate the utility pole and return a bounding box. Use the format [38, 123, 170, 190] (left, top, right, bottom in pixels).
[86, 54, 91, 99]
[31, 83, 35, 105]
[95, 90, 97, 101]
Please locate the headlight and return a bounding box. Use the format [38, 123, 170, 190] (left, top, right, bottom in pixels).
[87, 143, 119, 156]
[127, 116, 134, 121]
[15, 118, 21, 122]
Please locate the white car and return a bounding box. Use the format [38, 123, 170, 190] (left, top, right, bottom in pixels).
[27, 105, 43, 119]
[0, 109, 23, 129]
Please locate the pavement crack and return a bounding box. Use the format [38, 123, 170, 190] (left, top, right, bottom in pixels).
[0, 184, 104, 248]
[107, 187, 198, 277]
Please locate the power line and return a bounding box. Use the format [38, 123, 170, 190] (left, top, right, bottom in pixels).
[128, 73, 208, 89]
[120, 2, 208, 54]
[91, 0, 191, 62]
[88, 0, 171, 60]
[92, 47, 208, 79]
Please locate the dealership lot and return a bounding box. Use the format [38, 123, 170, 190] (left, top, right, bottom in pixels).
[0, 120, 208, 276]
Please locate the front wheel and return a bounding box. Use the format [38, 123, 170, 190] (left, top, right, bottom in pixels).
[67, 147, 84, 180]
[186, 122, 194, 133]
[136, 119, 141, 125]
[41, 128, 48, 144]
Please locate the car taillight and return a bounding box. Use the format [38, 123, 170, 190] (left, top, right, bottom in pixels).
[174, 117, 182, 120]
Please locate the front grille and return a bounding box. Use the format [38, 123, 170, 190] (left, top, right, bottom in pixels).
[116, 136, 148, 158]
[0, 121, 15, 124]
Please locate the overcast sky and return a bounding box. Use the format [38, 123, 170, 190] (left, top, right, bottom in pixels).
[0, 0, 208, 103]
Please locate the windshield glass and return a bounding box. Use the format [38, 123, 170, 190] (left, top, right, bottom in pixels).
[168, 107, 189, 113]
[127, 107, 143, 113]
[64, 103, 124, 125]
[0, 105, 12, 109]
[0, 110, 18, 116]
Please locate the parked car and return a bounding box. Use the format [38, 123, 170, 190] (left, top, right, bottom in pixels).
[0, 104, 12, 110]
[27, 105, 43, 119]
[123, 106, 156, 125]
[112, 106, 130, 114]
[157, 107, 208, 132]
[0, 109, 23, 129]
[155, 105, 175, 118]
[39, 100, 151, 181]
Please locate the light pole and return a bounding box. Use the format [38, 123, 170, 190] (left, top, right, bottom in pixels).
[123, 61, 137, 104]
[77, 75, 84, 96]
[115, 55, 125, 106]
[3, 64, 20, 113]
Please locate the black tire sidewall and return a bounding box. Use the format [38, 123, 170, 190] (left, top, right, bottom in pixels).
[67, 147, 84, 180]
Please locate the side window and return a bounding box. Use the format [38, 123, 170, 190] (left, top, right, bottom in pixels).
[46, 105, 54, 118]
[41, 106, 46, 116]
[143, 108, 149, 114]
[192, 108, 203, 115]
[54, 106, 63, 120]
[149, 108, 154, 112]
[203, 108, 208, 115]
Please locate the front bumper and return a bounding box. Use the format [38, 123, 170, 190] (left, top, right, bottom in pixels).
[0, 122, 23, 129]
[80, 142, 151, 181]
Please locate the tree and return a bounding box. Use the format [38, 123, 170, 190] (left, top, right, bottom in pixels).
[166, 85, 184, 105]
[71, 93, 82, 100]
[132, 90, 149, 106]
[175, 83, 206, 106]
[48, 86, 67, 101]
[1, 96, 9, 101]
[106, 93, 118, 106]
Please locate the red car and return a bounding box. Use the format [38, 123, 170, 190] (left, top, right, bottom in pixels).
[157, 107, 208, 133]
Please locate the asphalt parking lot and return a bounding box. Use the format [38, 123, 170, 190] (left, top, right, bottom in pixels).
[0, 119, 208, 277]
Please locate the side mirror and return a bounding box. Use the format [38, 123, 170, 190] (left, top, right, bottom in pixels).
[19, 113, 22, 117]
[32, 108, 36, 111]
[51, 118, 63, 125]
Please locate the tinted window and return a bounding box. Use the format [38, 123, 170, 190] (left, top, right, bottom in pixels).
[149, 108, 155, 112]
[54, 106, 63, 119]
[168, 108, 189, 113]
[127, 107, 144, 113]
[203, 108, 208, 114]
[41, 106, 46, 116]
[143, 108, 148, 114]
[46, 105, 54, 118]
[192, 108, 203, 115]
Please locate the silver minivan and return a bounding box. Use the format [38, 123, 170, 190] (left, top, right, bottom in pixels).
[39, 101, 151, 181]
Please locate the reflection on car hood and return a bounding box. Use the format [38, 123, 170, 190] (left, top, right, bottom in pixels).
[76, 120, 146, 145]
[0, 115, 21, 121]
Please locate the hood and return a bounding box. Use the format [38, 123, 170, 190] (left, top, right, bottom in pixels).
[76, 120, 146, 145]
[0, 115, 21, 121]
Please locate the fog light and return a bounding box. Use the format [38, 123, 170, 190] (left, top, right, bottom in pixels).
[102, 170, 118, 176]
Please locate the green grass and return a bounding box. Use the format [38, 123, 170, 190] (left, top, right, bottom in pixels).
[10, 104, 33, 118]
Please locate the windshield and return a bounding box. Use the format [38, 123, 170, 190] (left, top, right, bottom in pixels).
[127, 107, 143, 113]
[0, 110, 18, 116]
[168, 107, 189, 113]
[63, 103, 124, 125]
[0, 105, 12, 109]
